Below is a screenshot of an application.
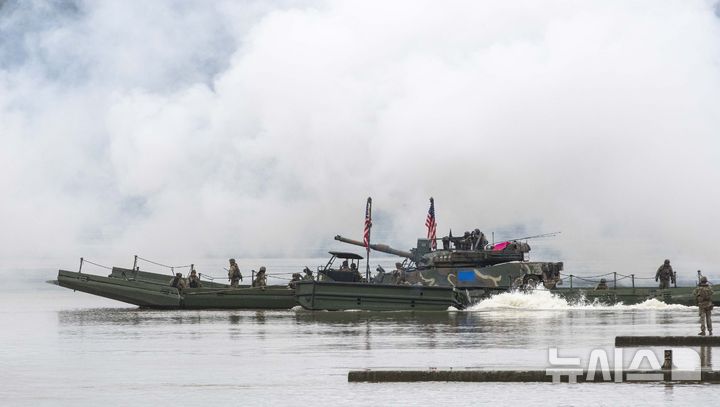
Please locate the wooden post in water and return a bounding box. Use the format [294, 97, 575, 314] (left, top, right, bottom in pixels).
[662, 350, 672, 369]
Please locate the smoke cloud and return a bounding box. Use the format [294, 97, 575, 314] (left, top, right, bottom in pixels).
[2, 0, 720, 276]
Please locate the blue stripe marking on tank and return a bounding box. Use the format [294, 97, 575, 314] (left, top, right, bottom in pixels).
[458, 270, 475, 282]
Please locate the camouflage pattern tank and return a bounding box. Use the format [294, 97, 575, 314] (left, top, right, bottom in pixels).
[334, 229, 563, 293]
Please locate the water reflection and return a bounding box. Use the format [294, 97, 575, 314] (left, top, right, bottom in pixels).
[57, 307, 701, 354]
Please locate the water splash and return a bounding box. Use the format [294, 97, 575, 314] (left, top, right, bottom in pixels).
[466, 288, 694, 311]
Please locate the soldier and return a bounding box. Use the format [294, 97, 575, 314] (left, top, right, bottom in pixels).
[595, 278, 608, 290]
[169, 272, 186, 290]
[693, 276, 713, 336]
[393, 262, 407, 285]
[340, 260, 350, 272]
[461, 231, 472, 250]
[288, 273, 302, 289]
[228, 258, 242, 288]
[302, 267, 314, 281]
[253, 266, 267, 288]
[655, 259, 675, 289]
[471, 228, 488, 250]
[188, 269, 202, 288]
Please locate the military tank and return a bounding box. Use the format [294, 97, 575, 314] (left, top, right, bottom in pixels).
[334, 229, 563, 294]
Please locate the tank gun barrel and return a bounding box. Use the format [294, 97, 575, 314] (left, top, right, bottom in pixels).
[334, 235, 413, 259]
[506, 231, 561, 241]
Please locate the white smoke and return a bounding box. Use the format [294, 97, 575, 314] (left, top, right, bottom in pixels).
[1, 0, 720, 277]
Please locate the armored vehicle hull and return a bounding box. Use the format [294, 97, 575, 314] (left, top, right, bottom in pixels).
[55, 268, 297, 309]
[294, 280, 469, 311]
[402, 261, 563, 289]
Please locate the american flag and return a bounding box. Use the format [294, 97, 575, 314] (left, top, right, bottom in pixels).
[363, 197, 372, 248]
[425, 197, 437, 250]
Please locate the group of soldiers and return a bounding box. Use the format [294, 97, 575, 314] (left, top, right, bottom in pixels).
[650, 259, 712, 336]
[654, 259, 713, 336]
[228, 258, 268, 288]
[339, 260, 359, 274]
[169, 259, 272, 291]
[442, 229, 488, 251]
[288, 267, 316, 289]
[171, 258, 320, 291]
[169, 269, 203, 290]
[592, 259, 714, 336]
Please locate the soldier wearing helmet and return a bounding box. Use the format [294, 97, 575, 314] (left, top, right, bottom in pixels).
[393, 262, 407, 285]
[228, 258, 242, 288]
[655, 259, 675, 289]
[693, 274, 714, 336]
[253, 266, 267, 288]
[288, 273, 302, 289]
[595, 278, 608, 290]
[169, 272, 186, 290]
[188, 269, 202, 288]
[302, 267, 314, 281]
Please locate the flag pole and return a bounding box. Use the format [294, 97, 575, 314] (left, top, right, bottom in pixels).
[365, 197, 372, 281]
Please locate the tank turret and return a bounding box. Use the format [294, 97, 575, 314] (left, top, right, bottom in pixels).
[335, 230, 529, 268]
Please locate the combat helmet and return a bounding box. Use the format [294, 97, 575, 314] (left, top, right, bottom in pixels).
[664, 259, 670, 265]
[700, 276, 709, 285]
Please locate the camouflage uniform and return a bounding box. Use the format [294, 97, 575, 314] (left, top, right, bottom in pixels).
[228, 259, 242, 288]
[655, 260, 674, 289]
[595, 278, 608, 290]
[393, 262, 407, 285]
[302, 267, 314, 281]
[288, 273, 302, 289]
[188, 271, 202, 288]
[693, 277, 713, 335]
[170, 273, 186, 290]
[253, 266, 267, 288]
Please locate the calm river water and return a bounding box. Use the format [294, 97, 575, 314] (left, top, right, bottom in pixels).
[2, 264, 719, 406]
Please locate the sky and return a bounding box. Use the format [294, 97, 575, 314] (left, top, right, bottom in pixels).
[1, 0, 719, 277]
